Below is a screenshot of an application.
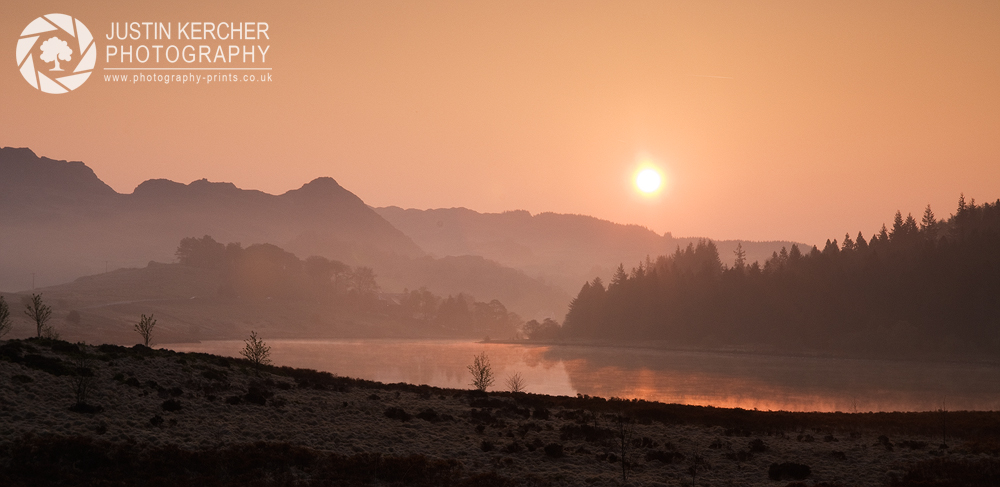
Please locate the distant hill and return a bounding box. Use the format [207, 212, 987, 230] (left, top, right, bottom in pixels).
[0, 262, 465, 345]
[0, 147, 568, 320]
[375, 206, 808, 295]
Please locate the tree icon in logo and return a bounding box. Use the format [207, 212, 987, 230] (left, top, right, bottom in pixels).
[39, 37, 72, 71]
[15, 14, 95, 94]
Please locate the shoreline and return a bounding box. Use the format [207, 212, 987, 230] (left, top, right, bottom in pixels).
[159, 337, 1000, 414]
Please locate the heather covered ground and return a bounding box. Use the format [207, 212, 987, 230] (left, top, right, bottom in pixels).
[2, 338, 998, 486]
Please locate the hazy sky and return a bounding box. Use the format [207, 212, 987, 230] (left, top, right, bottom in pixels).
[4, 1, 999, 245]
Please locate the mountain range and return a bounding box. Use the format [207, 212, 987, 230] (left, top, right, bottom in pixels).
[0, 147, 804, 324]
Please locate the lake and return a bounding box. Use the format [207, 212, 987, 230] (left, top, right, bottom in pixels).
[160, 339, 1000, 412]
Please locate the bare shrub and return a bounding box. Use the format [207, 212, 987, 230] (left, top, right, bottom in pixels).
[0, 296, 11, 339]
[69, 356, 102, 413]
[615, 411, 637, 482]
[467, 351, 494, 392]
[41, 324, 60, 340]
[505, 371, 526, 393]
[240, 330, 271, 374]
[134, 314, 156, 347]
[73, 359, 95, 405]
[23, 293, 53, 338]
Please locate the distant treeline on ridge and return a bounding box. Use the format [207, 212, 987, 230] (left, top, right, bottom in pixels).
[562, 195, 1000, 359]
[176, 236, 521, 339]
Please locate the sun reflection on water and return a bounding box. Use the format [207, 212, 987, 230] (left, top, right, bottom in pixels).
[162, 339, 1000, 412]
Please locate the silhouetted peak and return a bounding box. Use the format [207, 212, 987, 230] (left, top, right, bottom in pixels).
[282, 177, 365, 207]
[304, 176, 343, 189]
[0, 146, 116, 197]
[288, 177, 348, 195]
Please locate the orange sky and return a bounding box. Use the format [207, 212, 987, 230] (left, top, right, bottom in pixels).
[4, 1, 999, 246]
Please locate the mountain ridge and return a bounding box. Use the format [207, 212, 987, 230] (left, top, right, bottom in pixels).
[0, 147, 569, 320]
[375, 205, 808, 295]
[0, 147, 421, 290]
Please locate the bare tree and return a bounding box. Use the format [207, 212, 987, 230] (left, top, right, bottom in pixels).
[134, 314, 157, 347]
[505, 372, 526, 393]
[240, 330, 271, 374]
[0, 296, 12, 339]
[467, 351, 495, 392]
[40, 37, 73, 71]
[24, 293, 53, 338]
[73, 356, 95, 406]
[615, 410, 637, 482]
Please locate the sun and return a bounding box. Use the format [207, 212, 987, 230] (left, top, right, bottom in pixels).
[635, 168, 662, 193]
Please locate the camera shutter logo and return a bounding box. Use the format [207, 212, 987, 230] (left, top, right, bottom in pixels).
[16, 14, 95, 94]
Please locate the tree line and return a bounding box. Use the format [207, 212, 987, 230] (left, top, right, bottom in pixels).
[562, 195, 1000, 359]
[392, 287, 523, 340]
[177, 236, 380, 306]
[177, 236, 521, 339]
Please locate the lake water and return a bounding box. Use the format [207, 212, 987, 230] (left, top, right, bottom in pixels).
[160, 339, 1000, 413]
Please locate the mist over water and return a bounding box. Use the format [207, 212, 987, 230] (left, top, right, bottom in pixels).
[162, 339, 1000, 413]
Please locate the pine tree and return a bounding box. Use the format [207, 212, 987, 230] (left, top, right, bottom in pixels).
[611, 264, 628, 288]
[842, 233, 855, 251]
[920, 204, 938, 241]
[733, 243, 747, 270]
[877, 225, 889, 244]
[855, 232, 868, 251]
[788, 244, 802, 261]
[903, 213, 919, 237]
[890, 211, 904, 241]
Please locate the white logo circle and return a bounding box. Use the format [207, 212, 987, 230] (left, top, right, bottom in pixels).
[16, 14, 95, 94]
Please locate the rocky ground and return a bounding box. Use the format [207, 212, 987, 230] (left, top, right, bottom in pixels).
[2, 338, 999, 486]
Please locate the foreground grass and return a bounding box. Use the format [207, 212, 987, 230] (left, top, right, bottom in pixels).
[2, 337, 999, 486]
